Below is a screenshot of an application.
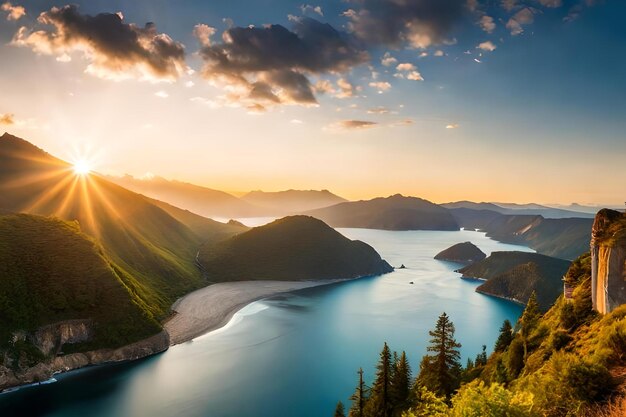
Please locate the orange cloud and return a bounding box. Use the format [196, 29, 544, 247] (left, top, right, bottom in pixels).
[12, 5, 186, 82]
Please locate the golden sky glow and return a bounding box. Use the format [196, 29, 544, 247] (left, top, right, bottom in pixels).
[1, 1, 625, 205]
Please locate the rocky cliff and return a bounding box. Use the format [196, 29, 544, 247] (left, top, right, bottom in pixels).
[590, 209, 626, 314]
[0, 321, 169, 391]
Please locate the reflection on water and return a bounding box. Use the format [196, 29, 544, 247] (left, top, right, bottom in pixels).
[0, 229, 531, 417]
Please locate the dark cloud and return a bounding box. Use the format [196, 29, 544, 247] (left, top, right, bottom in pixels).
[195, 17, 368, 106]
[343, 0, 467, 49]
[329, 120, 378, 130]
[0, 113, 15, 125]
[12, 5, 185, 81]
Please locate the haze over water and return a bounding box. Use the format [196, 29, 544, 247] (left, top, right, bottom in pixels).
[0, 229, 532, 417]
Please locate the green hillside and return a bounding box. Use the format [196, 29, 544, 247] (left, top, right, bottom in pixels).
[306, 194, 459, 231]
[450, 208, 592, 260]
[0, 214, 161, 364]
[198, 216, 393, 282]
[458, 252, 571, 310]
[0, 133, 241, 318]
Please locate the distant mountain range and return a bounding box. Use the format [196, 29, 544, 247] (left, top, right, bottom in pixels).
[107, 175, 347, 218]
[305, 194, 459, 231]
[442, 201, 596, 219]
[241, 189, 347, 214]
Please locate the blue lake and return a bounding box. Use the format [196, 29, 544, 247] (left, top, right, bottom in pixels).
[0, 229, 532, 417]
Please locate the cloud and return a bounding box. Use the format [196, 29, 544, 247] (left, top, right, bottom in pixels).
[290, 119, 304, 124]
[501, 0, 518, 12]
[395, 62, 423, 81]
[343, 0, 467, 49]
[396, 63, 416, 72]
[446, 123, 459, 129]
[434, 50, 445, 57]
[407, 71, 424, 81]
[195, 17, 368, 107]
[11, 5, 186, 82]
[479, 15, 496, 33]
[336, 78, 356, 98]
[369, 81, 391, 92]
[300, 4, 323, 16]
[1, 2, 25, 20]
[328, 120, 378, 130]
[154, 90, 169, 98]
[506, 8, 535, 35]
[0, 113, 15, 125]
[538, 0, 562, 7]
[381, 52, 397, 66]
[477, 41, 497, 51]
[367, 106, 390, 114]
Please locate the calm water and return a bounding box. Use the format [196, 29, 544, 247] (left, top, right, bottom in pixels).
[1, 229, 532, 417]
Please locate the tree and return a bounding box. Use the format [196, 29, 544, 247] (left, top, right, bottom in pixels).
[494, 320, 514, 352]
[519, 292, 541, 361]
[366, 342, 394, 417]
[403, 386, 448, 417]
[417, 312, 462, 398]
[475, 345, 488, 367]
[349, 368, 368, 417]
[334, 401, 346, 417]
[391, 351, 412, 414]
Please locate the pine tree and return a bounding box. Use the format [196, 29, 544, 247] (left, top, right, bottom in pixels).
[494, 319, 514, 352]
[365, 342, 393, 417]
[334, 401, 346, 417]
[417, 312, 462, 398]
[390, 351, 411, 414]
[349, 368, 368, 417]
[519, 291, 541, 361]
[474, 345, 487, 367]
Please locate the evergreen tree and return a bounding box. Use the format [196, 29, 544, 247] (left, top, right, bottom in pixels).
[519, 292, 541, 361]
[391, 351, 411, 414]
[334, 401, 346, 417]
[474, 345, 487, 367]
[417, 312, 462, 398]
[494, 319, 514, 352]
[349, 368, 368, 417]
[365, 342, 394, 417]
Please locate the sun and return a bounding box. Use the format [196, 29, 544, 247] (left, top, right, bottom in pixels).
[73, 160, 92, 176]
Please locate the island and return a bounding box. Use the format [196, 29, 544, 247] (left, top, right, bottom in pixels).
[434, 241, 486, 265]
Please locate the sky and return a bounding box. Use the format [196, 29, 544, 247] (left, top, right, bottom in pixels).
[0, 0, 624, 204]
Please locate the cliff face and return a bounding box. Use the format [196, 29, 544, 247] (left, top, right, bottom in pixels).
[0, 321, 169, 391]
[590, 209, 626, 314]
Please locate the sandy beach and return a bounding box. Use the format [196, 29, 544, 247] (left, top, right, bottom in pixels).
[164, 280, 342, 345]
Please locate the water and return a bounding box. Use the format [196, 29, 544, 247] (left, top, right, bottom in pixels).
[0, 229, 532, 417]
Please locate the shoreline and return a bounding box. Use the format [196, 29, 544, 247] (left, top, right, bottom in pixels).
[164, 278, 361, 345]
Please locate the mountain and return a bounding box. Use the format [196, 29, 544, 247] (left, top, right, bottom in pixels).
[106, 174, 263, 218]
[449, 208, 592, 260]
[457, 251, 571, 309]
[198, 216, 393, 282]
[305, 194, 459, 231]
[442, 201, 595, 219]
[241, 189, 347, 214]
[0, 213, 167, 388]
[0, 133, 245, 318]
[434, 242, 486, 265]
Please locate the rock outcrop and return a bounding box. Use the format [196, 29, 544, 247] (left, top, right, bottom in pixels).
[590, 209, 626, 314]
[0, 324, 169, 391]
